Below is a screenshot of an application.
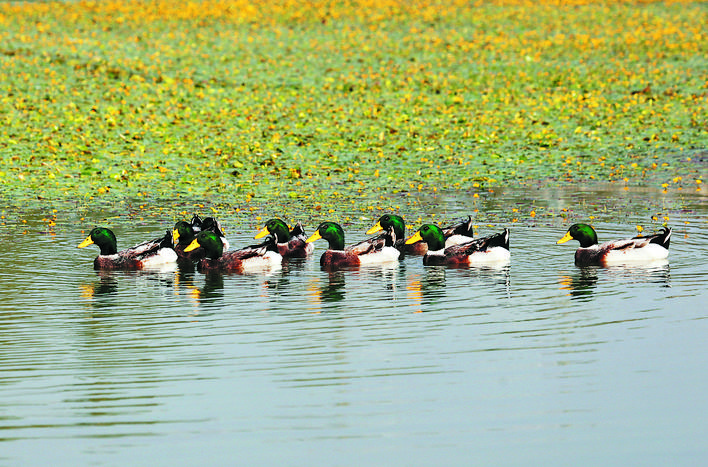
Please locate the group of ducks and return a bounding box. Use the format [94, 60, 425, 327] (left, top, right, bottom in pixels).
[77, 214, 672, 272]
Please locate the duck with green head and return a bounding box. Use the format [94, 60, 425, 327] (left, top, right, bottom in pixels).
[365, 214, 410, 254]
[172, 220, 202, 261]
[557, 223, 671, 266]
[254, 218, 314, 258]
[173, 216, 229, 261]
[184, 230, 282, 273]
[306, 221, 399, 269]
[368, 214, 476, 255]
[405, 224, 509, 266]
[78, 227, 177, 270]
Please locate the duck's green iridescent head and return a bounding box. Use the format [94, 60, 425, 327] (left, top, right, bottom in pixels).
[306, 222, 345, 251]
[405, 224, 445, 251]
[173, 221, 196, 246]
[255, 218, 290, 243]
[185, 231, 224, 259]
[201, 217, 224, 235]
[77, 227, 118, 255]
[557, 223, 599, 248]
[366, 214, 405, 239]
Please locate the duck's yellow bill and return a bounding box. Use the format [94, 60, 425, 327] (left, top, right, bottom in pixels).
[405, 231, 423, 245]
[365, 221, 383, 235]
[77, 236, 94, 248]
[556, 232, 573, 244]
[306, 231, 322, 243]
[254, 226, 270, 239]
[172, 228, 180, 243]
[184, 238, 201, 252]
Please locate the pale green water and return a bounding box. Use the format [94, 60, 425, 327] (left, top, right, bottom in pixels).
[0, 186, 706, 466]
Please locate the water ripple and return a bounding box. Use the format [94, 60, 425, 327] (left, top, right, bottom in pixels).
[0, 197, 706, 464]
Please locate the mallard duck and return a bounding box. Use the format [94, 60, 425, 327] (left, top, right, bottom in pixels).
[370, 215, 475, 255]
[556, 223, 671, 266]
[195, 216, 230, 250]
[172, 220, 202, 261]
[405, 224, 510, 266]
[365, 214, 409, 254]
[78, 227, 177, 270]
[172, 216, 229, 261]
[306, 221, 400, 268]
[254, 218, 314, 258]
[184, 231, 282, 272]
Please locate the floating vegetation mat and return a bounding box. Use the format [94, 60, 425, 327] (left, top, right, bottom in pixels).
[0, 0, 705, 219]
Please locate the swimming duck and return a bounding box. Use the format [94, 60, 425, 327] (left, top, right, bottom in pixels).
[172, 216, 229, 261]
[306, 221, 400, 268]
[172, 220, 202, 261]
[78, 227, 177, 270]
[556, 223, 671, 266]
[370, 215, 475, 255]
[184, 231, 282, 272]
[365, 214, 409, 254]
[254, 218, 314, 258]
[196, 216, 230, 250]
[405, 224, 510, 266]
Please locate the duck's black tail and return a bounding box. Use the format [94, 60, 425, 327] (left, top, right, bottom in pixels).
[649, 227, 671, 249]
[159, 230, 174, 249]
[190, 214, 204, 232]
[246, 233, 279, 253]
[484, 228, 510, 251]
[290, 222, 306, 237]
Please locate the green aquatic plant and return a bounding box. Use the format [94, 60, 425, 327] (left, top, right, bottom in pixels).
[0, 0, 704, 219]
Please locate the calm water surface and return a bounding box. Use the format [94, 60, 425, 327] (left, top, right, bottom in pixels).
[1, 187, 706, 465]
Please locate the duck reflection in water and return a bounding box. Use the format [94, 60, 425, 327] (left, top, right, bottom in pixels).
[559, 267, 599, 300]
[174, 267, 224, 305]
[449, 262, 511, 295]
[307, 270, 346, 309]
[257, 268, 297, 296]
[604, 261, 671, 287]
[79, 270, 119, 301]
[196, 272, 225, 303]
[185, 272, 225, 304]
[407, 267, 447, 312]
[560, 261, 671, 300]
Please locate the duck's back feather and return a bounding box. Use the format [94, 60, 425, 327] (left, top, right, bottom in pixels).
[445, 234, 475, 248]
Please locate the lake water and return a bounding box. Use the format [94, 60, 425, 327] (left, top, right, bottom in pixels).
[1, 185, 706, 465]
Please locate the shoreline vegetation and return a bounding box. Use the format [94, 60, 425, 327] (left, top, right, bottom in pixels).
[0, 0, 705, 222]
